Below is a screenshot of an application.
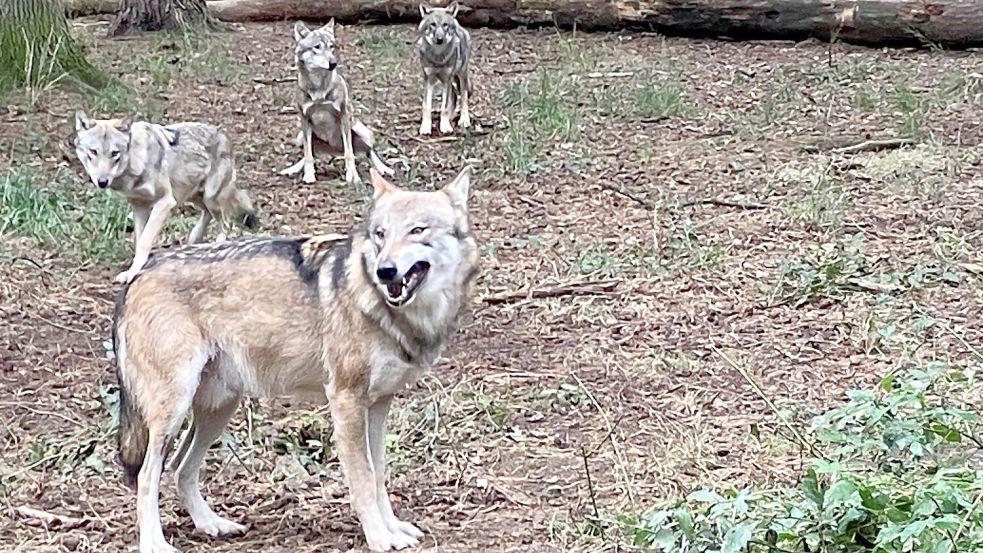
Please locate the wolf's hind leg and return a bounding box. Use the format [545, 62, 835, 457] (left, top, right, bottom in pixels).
[174, 384, 245, 538]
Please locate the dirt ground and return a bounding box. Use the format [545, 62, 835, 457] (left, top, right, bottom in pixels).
[1, 16, 982, 553]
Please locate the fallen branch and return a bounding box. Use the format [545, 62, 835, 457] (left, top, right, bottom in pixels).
[15, 506, 87, 529]
[480, 279, 620, 305]
[681, 198, 768, 210]
[832, 137, 915, 154]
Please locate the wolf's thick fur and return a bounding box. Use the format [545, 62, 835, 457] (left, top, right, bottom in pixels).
[113, 167, 479, 553]
[74, 112, 258, 284]
[418, 2, 472, 135]
[280, 19, 394, 185]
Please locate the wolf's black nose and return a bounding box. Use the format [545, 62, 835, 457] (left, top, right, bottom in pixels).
[328, 61, 337, 70]
[376, 261, 398, 282]
[97, 177, 109, 188]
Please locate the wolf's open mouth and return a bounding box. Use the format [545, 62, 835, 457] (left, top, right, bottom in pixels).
[384, 261, 430, 306]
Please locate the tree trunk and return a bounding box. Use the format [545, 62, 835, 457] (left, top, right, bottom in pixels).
[67, 0, 983, 48]
[0, 0, 108, 91]
[108, 0, 221, 36]
[215, 0, 983, 47]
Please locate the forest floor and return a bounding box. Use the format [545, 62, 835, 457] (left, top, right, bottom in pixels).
[1, 17, 982, 553]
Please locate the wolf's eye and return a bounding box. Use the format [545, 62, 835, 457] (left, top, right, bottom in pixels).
[110, 150, 120, 159]
[88, 148, 98, 156]
[409, 226, 427, 235]
[313, 43, 322, 50]
[374, 228, 385, 240]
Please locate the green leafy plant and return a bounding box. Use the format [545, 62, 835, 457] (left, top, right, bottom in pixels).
[630, 365, 982, 552]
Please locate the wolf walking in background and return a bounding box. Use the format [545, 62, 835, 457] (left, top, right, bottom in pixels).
[73, 112, 258, 283]
[111, 166, 479, 553]
[417, 2, 472, 135]
[280, 19, 394, 185]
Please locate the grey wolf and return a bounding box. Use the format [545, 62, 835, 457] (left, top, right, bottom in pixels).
[280, 19, 394, 185]
[111, 166, 479, 553]
[417, 2, 472, 135]
[73, 111, 258, 284]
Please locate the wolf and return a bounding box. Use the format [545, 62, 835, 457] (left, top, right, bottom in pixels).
[74, 112, 258, 284]
[111, 166, 480, 553]
[280, 19, 394, 185]
[417, 2, 472, 135]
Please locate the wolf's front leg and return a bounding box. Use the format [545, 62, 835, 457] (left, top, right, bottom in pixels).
[331, 392, 416, 551]
[340, 112, 360, 185]
[439, 78, 454, 134]
[117, 192, 175, 283]
[302, 123, 316, 184]
[368, 396, 424, 542]
[458, 75, 472, 129]
[419, 80, 434, 136]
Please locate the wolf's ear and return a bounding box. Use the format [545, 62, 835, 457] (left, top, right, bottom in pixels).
[441, 165, 471, 211]
[420, 4, 433, 17]
[370, 169, 396, 200]
[447, 2, 459, 17]
[322, 18, 335, 34]
[75, 111, 93, 132]
[294, 21, 311, 41]
[114, 116, 132, 132]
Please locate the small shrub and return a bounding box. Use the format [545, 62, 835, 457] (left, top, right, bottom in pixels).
[629, 365, 982, 552]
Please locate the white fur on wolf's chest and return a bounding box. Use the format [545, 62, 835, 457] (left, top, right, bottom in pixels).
[367, 350, 428, 399]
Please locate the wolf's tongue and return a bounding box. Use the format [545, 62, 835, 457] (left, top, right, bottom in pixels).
[387, 283, 403, 297]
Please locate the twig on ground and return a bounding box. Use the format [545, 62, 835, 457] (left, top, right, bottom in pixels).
[252, 76, 293, 85]
[15, 506, 87, 529]
[712, 345, 824, 460]
[832, 137, 915, 154]
[599, 182, 653, 209]
[584, 71, 634, 79]
[480, 279, 620, 305]
[580, 446, 600, 520]
[572, 373, 636, 507]
[681, 198, 768, 210]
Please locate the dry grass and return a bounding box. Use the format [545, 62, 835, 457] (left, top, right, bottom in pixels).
[1, 17, 981, 553]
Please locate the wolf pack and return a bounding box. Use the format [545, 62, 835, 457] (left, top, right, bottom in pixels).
[72, 5, 480, 553]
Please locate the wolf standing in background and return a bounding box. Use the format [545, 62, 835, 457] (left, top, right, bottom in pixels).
[111, 166, 479, 553]
[73, 112, 258, 284]
[280, 19, 394, 185]
[417, 2, 472, 135]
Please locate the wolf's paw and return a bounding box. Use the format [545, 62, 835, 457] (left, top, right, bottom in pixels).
[388, 518, 424, 540]
[139, 535, 179, 553]
[302, 168, 316, 184]
[419, 120, 432, 136]
[115, 269, 139, 284]
[344, 164, 361, 185]
[439, 118, 453, 134]
[365, 528, 420, 552]
[194, 514, 248, 538]
[279, 159, 305, 176]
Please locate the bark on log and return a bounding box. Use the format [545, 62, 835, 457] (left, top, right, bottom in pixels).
[65, 0, 983, 48]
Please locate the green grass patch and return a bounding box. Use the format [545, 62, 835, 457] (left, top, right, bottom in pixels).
[1, 168, 130, 262]
[501, 69, 578, 174]
[634, 74, 689, 119]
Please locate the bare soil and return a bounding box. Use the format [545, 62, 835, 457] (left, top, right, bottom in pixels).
[1, 18, 981, 553]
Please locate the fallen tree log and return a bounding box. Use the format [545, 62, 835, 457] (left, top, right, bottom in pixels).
[64, 0, 983, 48]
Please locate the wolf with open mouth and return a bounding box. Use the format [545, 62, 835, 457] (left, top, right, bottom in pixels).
[111, 167, 479, 553]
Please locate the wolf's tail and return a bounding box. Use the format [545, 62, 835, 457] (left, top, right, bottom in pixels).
[112, 286, 149, 489]
[236, 189, 259, 230]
